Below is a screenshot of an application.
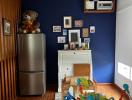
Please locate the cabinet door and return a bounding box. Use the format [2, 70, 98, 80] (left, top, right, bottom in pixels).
[18, 34, 45, 71]
[19, 72, 45, 95]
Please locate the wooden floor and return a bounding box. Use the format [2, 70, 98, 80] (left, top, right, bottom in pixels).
[16, 84, 129, 100]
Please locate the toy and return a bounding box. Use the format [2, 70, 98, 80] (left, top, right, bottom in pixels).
[68, 86, 74, 97]
[119, 84, 132, 100]
[64, 92, 76, 100]
[77, 78, 94, 94]
[19, 10, 41, 33]
[79, 85, 83, 94]
[123, 84, 129, 94]
[108, 97, 114, 100]
[77, 78, 91, 89]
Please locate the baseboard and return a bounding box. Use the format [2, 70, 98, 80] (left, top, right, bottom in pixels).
[113, 83, 123, 91]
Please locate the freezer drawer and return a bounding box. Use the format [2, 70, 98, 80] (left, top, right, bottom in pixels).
[18, 34, 46, 71]
[19, 72, 46, 95]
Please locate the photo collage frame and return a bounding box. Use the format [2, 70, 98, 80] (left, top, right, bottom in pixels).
[52, 16, 95, 50]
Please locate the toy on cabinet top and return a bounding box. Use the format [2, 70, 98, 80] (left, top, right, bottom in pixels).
[19, 10, 41, 33]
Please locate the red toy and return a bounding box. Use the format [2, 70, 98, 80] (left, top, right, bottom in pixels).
[79, 85, 83, 94]
[119, 90, 126, 100]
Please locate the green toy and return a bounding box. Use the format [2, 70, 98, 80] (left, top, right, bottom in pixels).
[77, 78, 92, 89]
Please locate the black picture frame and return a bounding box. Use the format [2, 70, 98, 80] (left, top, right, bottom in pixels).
[2, 18, 11, 35]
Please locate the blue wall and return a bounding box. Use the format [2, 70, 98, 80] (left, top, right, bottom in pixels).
[22, 0, 116, 84]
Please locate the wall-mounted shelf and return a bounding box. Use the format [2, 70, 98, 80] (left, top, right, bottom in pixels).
[84, 0, 115, 13]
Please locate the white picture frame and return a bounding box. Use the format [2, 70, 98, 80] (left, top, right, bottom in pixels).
[64, 16, 72, 28]
[53, 26, 61, 32]
[68, 29, 80, 44]
[90, 26, 95, 33]
[57, 36, 66, 43]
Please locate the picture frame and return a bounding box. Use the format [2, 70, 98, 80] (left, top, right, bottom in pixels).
[84, 38, 90, 49]
[84, 0, 95, 10]
[82, 28, 89, 37]
[53, 26, 61, 32]
[63, 29, 67, 35]
[68, 29, 80, 44]
[84, 38, 90, 43]
[57, 36, 66, 43]
[64, 16, 72, 28]
[90, 26, 95, 33]
[2, 18, 11, 35]
[74, 20, 83, 27]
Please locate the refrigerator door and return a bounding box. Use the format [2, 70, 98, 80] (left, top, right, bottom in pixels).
[18, 34, 46, 71]
[19, 72, 46, 95]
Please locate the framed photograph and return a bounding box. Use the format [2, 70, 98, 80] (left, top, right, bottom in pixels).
[84, 38, 90, 49]
[53, 26, 61, 32]
[64, 16, 72, 28]
[57, 36, 66, 43]
[82, 28, 89, 37]
[74, 20, 83, 27]
[2, 18, 11, 35]
[63, 29, 67, 35]
[90, 26, 95, 33]
[69, 29, 80, 44]
[84, 38, 90, 43]
[84, 0, 95, 10]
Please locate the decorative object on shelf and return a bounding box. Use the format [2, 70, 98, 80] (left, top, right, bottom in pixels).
[84, 38, 90, 49]
[69, 42, 76, 50]
[68, 29, 80, 44]
[18, 10, 41, 33]
[84, 0, 115, 13]
[81, 42, 86, 50]
[82, 28, 89, 37]
[64, 16, 72, 28]
[2, 18, 11, 35]
[90, 26, 95, 33]
[78, 38, 82, 48]
[64, 44, 69, 50]
[53, 26, 61, 32]
[57, 36, 66, 43]
[74, 20, 83, 27]
[63, 29, 67, 35]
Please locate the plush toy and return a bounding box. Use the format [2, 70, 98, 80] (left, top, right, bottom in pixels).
[19, 10, 41, 33]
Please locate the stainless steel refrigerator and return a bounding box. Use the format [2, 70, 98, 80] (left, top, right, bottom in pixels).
[17, 33, 46, 95]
